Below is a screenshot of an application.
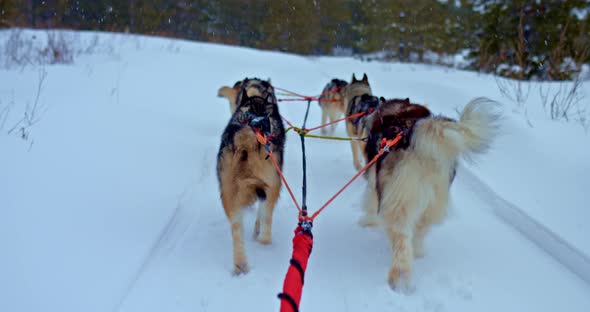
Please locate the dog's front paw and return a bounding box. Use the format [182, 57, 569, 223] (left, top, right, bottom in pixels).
[358, 214, 379, 227]
[253, 222, 272, 244]
[354, 162, 363, 171]
[256, 234, 272, 245]
[388, 267, 415, 295]
[233, 261, 250, 276]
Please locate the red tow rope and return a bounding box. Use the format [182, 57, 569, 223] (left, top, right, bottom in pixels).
[278, 226, 313, 312]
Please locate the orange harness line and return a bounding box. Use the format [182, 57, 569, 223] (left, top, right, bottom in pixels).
[275, 86, 341, 103]
[307, 132, 403, 222]
[305, 111, 365, 133]
[281, 111, 366, 136]
[254, 126, 403, 222]
[254, 129, 302, 213]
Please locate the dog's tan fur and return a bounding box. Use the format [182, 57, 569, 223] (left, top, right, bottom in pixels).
[217, 81, 242, 113]
[343, 73, 373, 170]
[360, 97, 500, 293]
[217, 128, 282, 272]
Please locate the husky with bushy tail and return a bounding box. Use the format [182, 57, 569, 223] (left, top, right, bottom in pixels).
[361, 97, 501, 293]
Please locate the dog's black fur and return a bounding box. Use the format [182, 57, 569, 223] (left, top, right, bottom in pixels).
[318, 78, 348, 106]
[364, 98, 457, 192]
[347, 94, 383, 128]
[234, 77, 278, 111]
[217, 88, 286, 177]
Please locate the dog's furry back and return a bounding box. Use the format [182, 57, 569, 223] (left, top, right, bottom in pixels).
[375, 97, 500, 224]
[318, 78, 348, 107]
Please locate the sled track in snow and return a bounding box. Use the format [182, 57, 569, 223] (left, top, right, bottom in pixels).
[110, 162, 590, 312]
[113, 188, 197, 312]
[459, 165, 590, 286]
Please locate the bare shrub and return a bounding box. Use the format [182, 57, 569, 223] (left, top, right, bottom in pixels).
[540, 40, 588, 128]
[2, 28, 35, 69]
[42, 31, 74, 64]
[495, 75, 531, 109]
[0, 98, 13, 131]
[494, 8, 531, 110]
[1, 28, 108, 69]
[539, 76, 586, 127]
[7, 68, 49, 141]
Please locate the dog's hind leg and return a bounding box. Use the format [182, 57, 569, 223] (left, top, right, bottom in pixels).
[254, 182, 279, 245]
[381, 199, 423, 293]
[320, 105, 329, 135]
[412, 214, 431, 259]
[222, 189, 253, 275]
[254, 168, 280, 244]
[328, 108, 340, 135]
[346, 122, 363, 170]
[385, 222, 415, 294]
[359, 167, 379, 227]
[413, 185, 449, 258]
[227, 209, 249, 275]
[351, 140, 363, 171]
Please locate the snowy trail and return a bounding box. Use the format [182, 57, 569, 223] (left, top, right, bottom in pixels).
[460, 166, 590, 286]
[116, 142, 590, 312]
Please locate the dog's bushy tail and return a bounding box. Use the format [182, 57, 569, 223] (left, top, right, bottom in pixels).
[218, 86, 237, 100]
[411, 97, 500, 163]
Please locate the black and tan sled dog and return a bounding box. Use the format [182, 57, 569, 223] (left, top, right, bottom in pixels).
[343, 73, 379, 171]
[216, 79, 285, 275]
[317, 78, 349, 135]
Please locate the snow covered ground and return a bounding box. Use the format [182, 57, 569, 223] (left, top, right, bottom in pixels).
[1, 30, 589, 312]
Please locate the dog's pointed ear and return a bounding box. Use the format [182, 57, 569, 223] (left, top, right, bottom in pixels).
[352, 74, 357, 83]
[362, 73, 368, 83]
[240, 88, 249, 105]
[404, 97, 410, 104]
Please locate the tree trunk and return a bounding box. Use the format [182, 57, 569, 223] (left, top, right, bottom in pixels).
[27, 0, 35, 27]
[129, 0, 135, 32]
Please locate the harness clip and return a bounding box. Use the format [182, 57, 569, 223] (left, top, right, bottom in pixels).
[298, 210, 313, 234]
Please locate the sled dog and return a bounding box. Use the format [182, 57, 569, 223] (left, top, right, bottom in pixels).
[360, 97, 499, 292]
[216, 82, 285, 275]
[317, 78, 349, 135]
[343, 73, 374, 170]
